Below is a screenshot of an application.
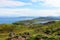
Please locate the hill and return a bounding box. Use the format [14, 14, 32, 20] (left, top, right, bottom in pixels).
[13, 16, 60, 25]
[0, 16, 60, 40]
[0, 20, 60, 40]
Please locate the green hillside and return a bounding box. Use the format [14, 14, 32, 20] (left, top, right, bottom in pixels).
[0, 20, 60, 40]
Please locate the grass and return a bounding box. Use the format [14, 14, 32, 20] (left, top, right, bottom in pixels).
[0, 21, 60, 40]
[0, 33, 8, 40]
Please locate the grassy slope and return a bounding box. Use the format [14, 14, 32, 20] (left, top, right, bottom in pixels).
[0, 21, 60, 40]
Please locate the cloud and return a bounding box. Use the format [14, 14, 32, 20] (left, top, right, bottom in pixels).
[45, 0, 60, 7]
[0, 8, 60, 17]
[31, 0, 60, 7]
[0, 0, 60, 17]
[31, 0, 44, 2]
[0, 0, 32, 7]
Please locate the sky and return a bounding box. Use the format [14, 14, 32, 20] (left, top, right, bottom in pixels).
[0, 0, 60, 17]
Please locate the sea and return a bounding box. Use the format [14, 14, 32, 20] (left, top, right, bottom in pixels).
[0, 17, 35, 24]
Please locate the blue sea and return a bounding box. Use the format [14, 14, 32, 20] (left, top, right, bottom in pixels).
[0, 17, 35, 24]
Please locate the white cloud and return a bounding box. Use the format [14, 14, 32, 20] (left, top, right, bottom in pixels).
[31, 0, 60, 7]
[0, 0, 32, 7]
[0, 8, 60, 17]
[31, 0, 44, 2]
[31, 0, 38, 2]
[45, 0, 60, 7]
[0, 0, 60, 17]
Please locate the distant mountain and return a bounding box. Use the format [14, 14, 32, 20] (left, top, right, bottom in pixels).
[33, 16, 60, 21]
[0, 16, 36, 19]
[12, 16, 60, 25]
[0, 16, 60, 24]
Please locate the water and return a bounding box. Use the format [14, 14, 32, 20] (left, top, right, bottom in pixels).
[34, 21, 50, 24]
[0, 17, 34, 24]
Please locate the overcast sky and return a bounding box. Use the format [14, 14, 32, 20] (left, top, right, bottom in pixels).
[0, 0, 60, 17]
